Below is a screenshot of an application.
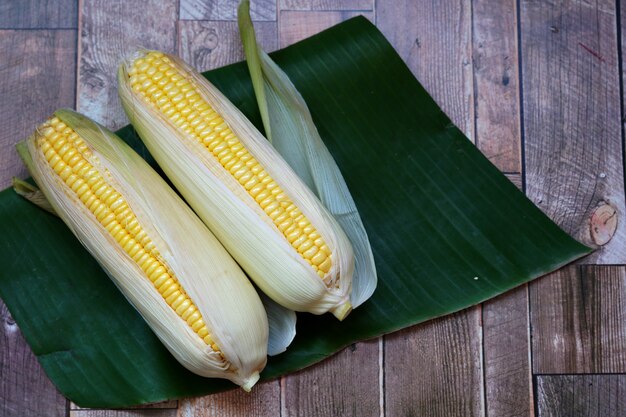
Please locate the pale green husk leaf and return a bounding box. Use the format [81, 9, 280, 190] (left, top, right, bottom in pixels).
[238, 0, 377, 307]
[261, 293, 296, 356]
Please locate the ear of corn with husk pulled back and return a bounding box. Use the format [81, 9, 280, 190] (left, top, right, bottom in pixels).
[17, 109, 268, 391]
[117, 51, 355, 320]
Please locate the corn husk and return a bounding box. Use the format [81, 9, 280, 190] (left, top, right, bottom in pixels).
[17, 109, 268, 390]
[238, 0, 377, 308]
[261, 293, 296, 356]
[117, 52, 355, 320]
[12, 177, 56, 214]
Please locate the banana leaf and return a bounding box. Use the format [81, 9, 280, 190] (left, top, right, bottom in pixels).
[0, 17, 590, 407]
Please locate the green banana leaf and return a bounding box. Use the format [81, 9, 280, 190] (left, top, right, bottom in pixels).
[0, 17, 590, 407]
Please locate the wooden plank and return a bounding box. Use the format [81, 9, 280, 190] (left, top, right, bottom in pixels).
[472, 0, 521, 173]
[1, 300, 67, 417]
[200, 13, 387, 417]
[73, 4, 180, 413]
[520, 0, 625, 262]
[179, 381, 280, 417]
[179, 21, 278, 72]
[0, 29, 77, 187]
[530, 265, 626, 374]
[378, 2, 481, 415]
[71, 400, 178, 410]
[505, 173, 522, 191]
[282, 339, 379, 417]
[180, 0, 276, 21]
[473, 2, 529, 414]
[228, 12, 385, 417]
[384, 309, 483, 417]
[622, 0, 626, 193]
[483, 287, 533, 417]
[280, 0, 373, 11]
[377, 0, 474, 138]
[623, 0, 626, 123]
[177, 21, 279, 417]
[279, 10, 374, 48]
[0, 0, 77, 29]
[536, 374, 626, 417]
[276, 12, 380, 415]
[78, 0, 177, 130]
[70, 410, 176, 417]
[0, 27, 75, 417]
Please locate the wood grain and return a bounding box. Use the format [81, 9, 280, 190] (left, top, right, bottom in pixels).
[1, 300, 66, 417]
[0, 27, 75, 417]
[0, 29, 77, 188]
[505, 173, 523, 191]
[279, 10, 373, 48]
[69, 410, 176, 417]
[178, 381, 280, 417]
[177, 19, 279, 417]
[180, 0, 276, 21]
[180, 15, 379, 416]
[483, 287, 533, 417]
[623, 0, 626, 127]
[277, 13, 381, 417]
[384, 309, 483, 417]
[536, 374, 626, 417]
[0, 0, 77, 29]
[275, 13, 382, 416]
[71, 400, 178, 410]
[179, 21, 278, 72]
[472, 0, 521, 173]
[531, 265, 626, 374]
[377, 0, 474, 138]
[282, 339, 380, 417]
[474, 3, 529, 414]
[78, 0, 177, 130]
[520, 0, 626, 262]
[378, 3, 482, 416]
[280, 0, 373, 11]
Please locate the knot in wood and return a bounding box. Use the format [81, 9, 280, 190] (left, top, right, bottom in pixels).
[589, 202, 617, 246]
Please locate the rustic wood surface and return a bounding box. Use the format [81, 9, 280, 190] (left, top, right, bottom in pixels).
[536, 375, 626, 417]
[521, 0, 626, 262]
[530, 265, 626, 374]
[78, 0, 177, 130]
[0, 29, 76, 189]
[1, 0, 624, 416]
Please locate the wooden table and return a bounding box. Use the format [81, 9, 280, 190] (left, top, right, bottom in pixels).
[1, 1, 625, 416]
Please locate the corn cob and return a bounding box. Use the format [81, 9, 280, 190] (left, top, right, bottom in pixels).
[118, 51, 354, 320]
[17, 109, 268, 390]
